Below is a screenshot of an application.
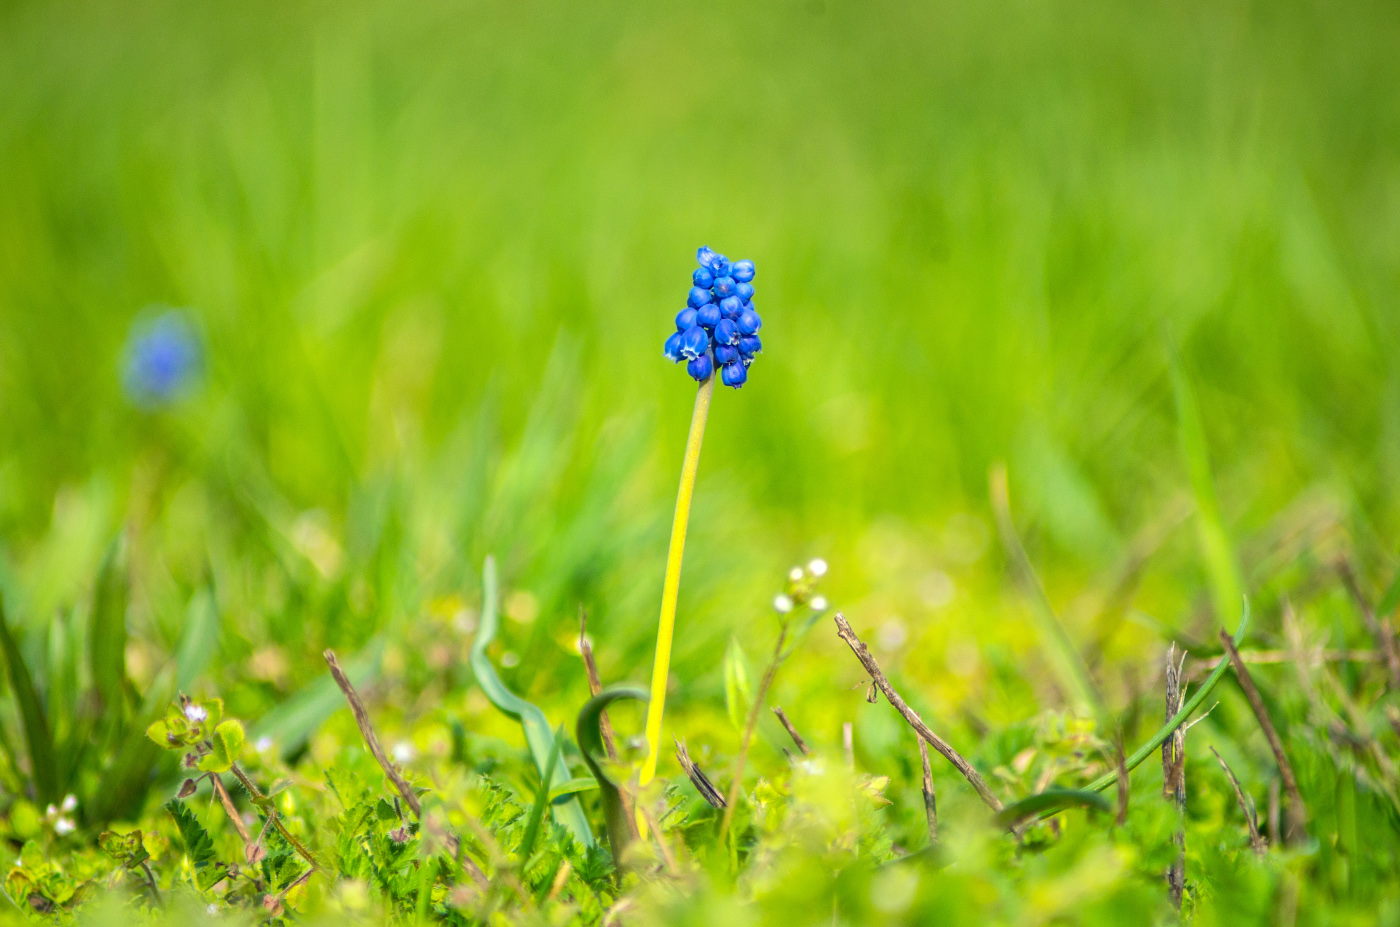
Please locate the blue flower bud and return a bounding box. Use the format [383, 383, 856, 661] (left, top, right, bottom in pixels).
[693, 267, 715, 288]
[719, 295, 743, 319]
[736, 282, 755, 301]
[676, 307, 699, 331]
[663, 331, 685, 362]
[697, 246, 720, 269]
[721, 361, 748, 388]
[732, 260, 755, 282]
[687, 286, 714, 308]
[680, 325, 709, 359]
[737, 307, 762, 335]
[687, 353, 714, 382]
[697, 302, 722, 330]
[715, 343, 740, 366]
[713, 276, 737, 299]
[738, 334, 762, 357]
[714, 318, 739, 346]
[711, 255, 731, 277]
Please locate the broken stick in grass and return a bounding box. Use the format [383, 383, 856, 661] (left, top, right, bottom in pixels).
[1338, 560, 1400, 690]
[325, 649, 487, 885]
[833, 612, 1003, 813]
[675, 737, 726, 809]
[1220, 628, 1307, 843]
[917, 738, 937, 844]
[1211, 745, 1266, 857]
[325, 649, 422, 816]
[1163, 645, 1187, 910]
[772, 706, 811, 756]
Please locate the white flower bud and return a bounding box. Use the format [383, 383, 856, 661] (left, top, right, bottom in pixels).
[788, 566, 804, 582]
[807, 558, 828, 577]
[773, 594, 794, 613]
[809, 595, 828, 612]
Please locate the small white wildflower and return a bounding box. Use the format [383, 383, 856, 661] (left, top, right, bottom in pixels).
[392, 742, 417, 764]
[807, 558, 828, 577]
[207, 904, 220, 916]
[773, 594, 794, 614]
[45, 804, 58, 818]
[788, 566, 804, 582]
[809, 595, 829, 612]
[54, 818, 76, 836]
[255, 736, 274, 753]
[60, 794, 77, 813]
[184, 703, 208, 723]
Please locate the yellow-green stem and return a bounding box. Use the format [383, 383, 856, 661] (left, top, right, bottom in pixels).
[640, 376, 715, 798]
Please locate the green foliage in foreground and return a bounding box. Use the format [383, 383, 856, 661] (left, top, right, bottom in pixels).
[3, 540, 1400, 925]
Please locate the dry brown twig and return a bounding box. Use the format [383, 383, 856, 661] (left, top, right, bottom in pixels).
[1210, 746, 1267, 857]
[1219, 628, 1307, 843]
[917, 738, 937, 844]
[675, 737, 726, 809]
[324, 649, 488, 886]
[324, 650, 422, 816]
[833, 612, 1003, 812]
[1163, 645, 1186, 910]
[1337, 560, 1400, 689]
[211, 775, 252, 845]
[772, 706, 811, 756]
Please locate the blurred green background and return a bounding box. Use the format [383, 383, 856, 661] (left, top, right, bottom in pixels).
[1, 0, 1397, 732]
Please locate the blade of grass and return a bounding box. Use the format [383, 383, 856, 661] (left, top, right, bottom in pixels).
[519, 726, 565, 861]
[0, 592, 59, 804]
[90, 534, 130, 717]
[990, 463, 1106, 719]
[175, 588, 221, 692]
[1169, 345, 1244, 622]
[469, 556, 593, 846]
[87, 667, 174, 825]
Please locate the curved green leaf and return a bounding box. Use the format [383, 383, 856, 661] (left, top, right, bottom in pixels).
[994, 789, 1111, 828]
[469, 556, 593, 846]
[576, 686, 647, 865]
[0, 592, 58, 804]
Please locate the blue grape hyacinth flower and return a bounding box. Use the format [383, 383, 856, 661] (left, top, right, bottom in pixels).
[123, 309, 202, 407]
[664, 247, 763, 388]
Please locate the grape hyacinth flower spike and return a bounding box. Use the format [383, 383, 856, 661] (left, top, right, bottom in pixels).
[641, 248, 763, 822]
[664, 247, 762, 390]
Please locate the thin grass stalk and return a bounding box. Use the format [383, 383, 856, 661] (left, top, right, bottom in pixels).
[638, 377, 715, 836]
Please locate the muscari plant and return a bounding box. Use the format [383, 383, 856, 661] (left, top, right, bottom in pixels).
[643, 248, 762, 799]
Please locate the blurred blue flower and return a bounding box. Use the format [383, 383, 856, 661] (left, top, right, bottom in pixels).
[123, 309, 201, 407]
[662, 248, 762, 387]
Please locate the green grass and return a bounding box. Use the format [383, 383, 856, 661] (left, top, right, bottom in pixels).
[1, 0, 1399, 923]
